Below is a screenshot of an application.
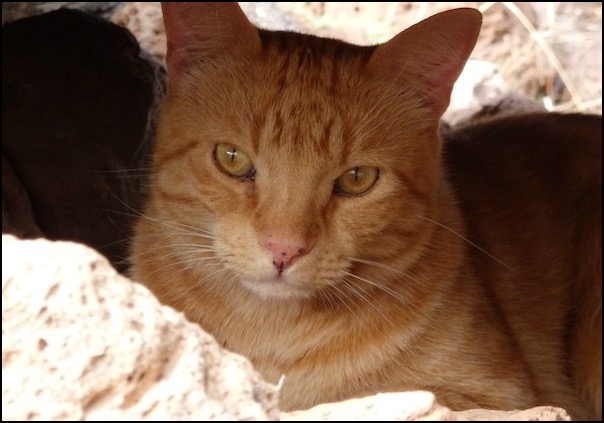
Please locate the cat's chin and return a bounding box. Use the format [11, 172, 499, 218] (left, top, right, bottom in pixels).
[239, 277, 313, 301]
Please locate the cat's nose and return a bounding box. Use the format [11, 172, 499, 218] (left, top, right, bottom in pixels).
[264, 240, 307, 273]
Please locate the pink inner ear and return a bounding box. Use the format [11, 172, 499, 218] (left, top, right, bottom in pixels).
[370, 8, 482, 116]
[422, 29, 481, 92]
[161, 2, 261, 79]
[161, 3, 194, 64]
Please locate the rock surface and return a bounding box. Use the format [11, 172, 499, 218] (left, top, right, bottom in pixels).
[455, 406, 571, 421]
[2, 235, 279, 420]
[1, 2, 123, 25]
[282, 391, 571, 421]
[2, 9, 165, 272]
[111, 2, 167, 63]
[282, 391, 456, 421]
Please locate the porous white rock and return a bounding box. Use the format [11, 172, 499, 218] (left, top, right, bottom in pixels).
[1, 235, 279, 420]
[281, 391, 456, 421]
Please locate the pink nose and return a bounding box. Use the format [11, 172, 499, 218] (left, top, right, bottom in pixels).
[264, 241, 307, 273]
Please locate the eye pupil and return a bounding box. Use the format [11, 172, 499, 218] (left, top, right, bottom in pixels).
[335, 166, 379, 196]
[228, 148, 237, 163]
[214, 143, 255, 180]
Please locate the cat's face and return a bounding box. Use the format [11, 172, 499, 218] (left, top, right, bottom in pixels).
[136, 3, 481, 300]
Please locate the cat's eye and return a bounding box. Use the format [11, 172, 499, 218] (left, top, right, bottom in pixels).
[334, 166, 379, 195]
[214, 143, 255, 179]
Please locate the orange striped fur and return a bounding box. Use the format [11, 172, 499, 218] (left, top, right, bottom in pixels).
[130, 3, 602, 418]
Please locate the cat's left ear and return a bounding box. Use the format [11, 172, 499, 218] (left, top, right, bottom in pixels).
[369, 8, 482, 117]
[161, 2, 261, 81]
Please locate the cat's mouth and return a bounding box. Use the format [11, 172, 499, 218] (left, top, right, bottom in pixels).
[239, 275, 313, 300]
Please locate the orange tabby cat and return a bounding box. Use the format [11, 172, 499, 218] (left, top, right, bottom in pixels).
[130, 3, 602, 418]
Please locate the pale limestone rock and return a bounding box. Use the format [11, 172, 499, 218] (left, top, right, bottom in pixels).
[1, 2, 122, 24]
[110, 2, 166, 63]
[281, 391, 456, 421]
[281, 391, 571, 421]
[1, 235, 279, 421]
[444, 59, 509, 126]
[454, 405, 571, 421]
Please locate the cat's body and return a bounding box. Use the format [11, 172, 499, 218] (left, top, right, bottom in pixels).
[131, 3, 602, 418]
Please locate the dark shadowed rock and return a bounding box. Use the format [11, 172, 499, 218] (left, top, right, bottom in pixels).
[2, 154, 44, 239]
[2, 9, 164, 271]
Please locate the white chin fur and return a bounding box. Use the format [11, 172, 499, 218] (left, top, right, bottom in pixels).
[240, 277, 312, 300]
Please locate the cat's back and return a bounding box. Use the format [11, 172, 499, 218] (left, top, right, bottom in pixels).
[444, 113, 601, 201]
[443, 112, 601, 277]
[444, 112, 602, 419]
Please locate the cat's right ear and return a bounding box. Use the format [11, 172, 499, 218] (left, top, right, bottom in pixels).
[368, 8, 482, 118]
[161, 2, 260, 81]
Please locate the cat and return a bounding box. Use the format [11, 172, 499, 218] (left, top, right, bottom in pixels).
[130, 2, 602, 419]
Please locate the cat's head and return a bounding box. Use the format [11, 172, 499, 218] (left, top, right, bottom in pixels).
[138, 3, 481, 300]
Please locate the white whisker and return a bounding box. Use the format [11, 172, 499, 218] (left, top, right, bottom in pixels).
[134, 243, 216, 257]
[418, 215, 519, 274]
[163, 230, 219, 241]
[339, 271, 412, 327]
[340, 278, 393, 327]
[346, 257, 410, 278]
[341, 270, 410, 308]
[325, 280, 360, 318]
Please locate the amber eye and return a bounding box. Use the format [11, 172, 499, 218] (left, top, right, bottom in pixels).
[214, 143, 255, 179]
[334, 166, 379, 195]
